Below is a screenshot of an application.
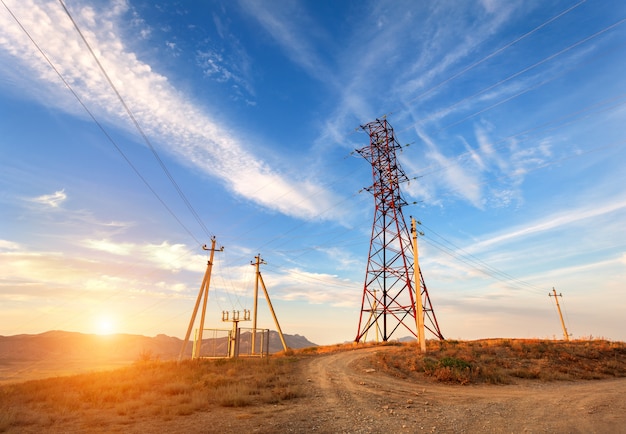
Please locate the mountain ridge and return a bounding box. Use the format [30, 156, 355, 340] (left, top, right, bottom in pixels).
[0, 330, 318, 383]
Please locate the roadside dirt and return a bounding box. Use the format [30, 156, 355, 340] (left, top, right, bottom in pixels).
[144, 346, 626, 433]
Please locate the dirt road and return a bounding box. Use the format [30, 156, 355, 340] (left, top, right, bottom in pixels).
[291, 346, 626, 433]
[128, 346, 626, 433]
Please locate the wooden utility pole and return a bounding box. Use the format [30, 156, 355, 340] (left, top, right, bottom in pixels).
[549, 288, 570, 341]
[178, 238, 223, 361]
[251, 254, 265, 354]
[251, 255, 288, 353]
[412, 217, 426, 353]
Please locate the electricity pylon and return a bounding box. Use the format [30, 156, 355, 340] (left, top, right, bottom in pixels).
[355, 118, 444, 343]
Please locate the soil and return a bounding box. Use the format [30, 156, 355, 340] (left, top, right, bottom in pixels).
[139, 346, 626, 433]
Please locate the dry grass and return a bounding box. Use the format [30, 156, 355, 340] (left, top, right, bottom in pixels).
[0, 354, 304, 432]
[2, 339, 624, 432]
[372, 338, 626, 385]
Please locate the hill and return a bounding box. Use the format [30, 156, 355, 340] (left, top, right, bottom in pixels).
[0, 330, 316, 383]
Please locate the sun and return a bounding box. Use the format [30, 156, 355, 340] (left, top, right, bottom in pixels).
[95, 315, 116, 335]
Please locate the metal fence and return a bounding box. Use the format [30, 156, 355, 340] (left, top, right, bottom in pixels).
[193, 327, 270, 358]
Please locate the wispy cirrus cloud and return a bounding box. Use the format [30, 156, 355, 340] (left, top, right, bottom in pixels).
[266, 266, 359, 308]
[28, 189, 67, 208]
[237, 0, 335, 85]
[82, 238, 206, 273]
[0, 240, 21, 251]
[0, 239, 204, 303]
[471, 197, 626, 253]
[0, 0, 339, 222]
[195, 10, 256, 104]
[404, 128, 485, 208]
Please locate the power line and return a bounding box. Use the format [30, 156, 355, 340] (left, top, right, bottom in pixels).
[401, 16, 626, 134]
[1, 0, 203, 248]
[414, 91, 626, 179]
[417, 221, 546, 295]
[399, 0, 588, 112]
[57, 0, 213, 241]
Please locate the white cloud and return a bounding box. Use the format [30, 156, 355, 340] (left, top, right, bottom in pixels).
[262, 267, 360, 308]
[0, 240, 21, 251]
[408, 128, 484, 207]
[141, 241, 205, 273]
[83, 238, 134, 256]
[0, 0, 340, 222]
[0, 241, 204, 302]
[472, 198, 626, 252]
[82, 238, 206, 273]
[29, 189, 67, 208]
[238, 0, 334, 85]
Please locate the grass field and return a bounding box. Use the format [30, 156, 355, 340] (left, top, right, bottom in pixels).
[0, 354, 303, 432]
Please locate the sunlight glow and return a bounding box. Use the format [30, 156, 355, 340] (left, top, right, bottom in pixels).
[95, 316, 116, 335]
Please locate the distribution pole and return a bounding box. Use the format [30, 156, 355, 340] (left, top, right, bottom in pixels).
[412, 217, 426, 353]
[251, 254, 266, 354]
[257, 271, 288, 351]
[178, 238, 222, 361]
[549, 288, 570, 341]
[251, 255, 288, 352]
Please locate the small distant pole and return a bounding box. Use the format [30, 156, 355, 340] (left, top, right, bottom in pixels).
[549, 288, 570, 341]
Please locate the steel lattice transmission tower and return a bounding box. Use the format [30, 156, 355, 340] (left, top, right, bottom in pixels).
[355, 118, 444, 343]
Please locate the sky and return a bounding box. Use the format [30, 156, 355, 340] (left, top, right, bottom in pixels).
[1, 0, 625, 346]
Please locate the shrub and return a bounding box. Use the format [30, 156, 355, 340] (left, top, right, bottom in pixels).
[370, 339, 626, 385]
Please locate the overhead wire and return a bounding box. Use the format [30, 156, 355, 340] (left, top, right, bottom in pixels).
[378, 13, 626, 298]
[62, 0, 601, 314]
[57, 0, 213, 242]
[51, 0, 303, 333]
[7, 1, 622, 337]
[401, 16, 626, 135]
[56, 0, 251, 327]
[1, 0, 205, 248]
[366, 31, 626, 302]
[0, 1, 229, 338]
[417, 221, 547, 295]
[414, 91, 626, 179]
[397, 0, 589, 113]
[262, 262, 359, 290]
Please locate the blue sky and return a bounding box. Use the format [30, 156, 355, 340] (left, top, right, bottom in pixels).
[1, 0, 625, 345]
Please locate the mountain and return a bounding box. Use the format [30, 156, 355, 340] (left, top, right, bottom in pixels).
[0, 330, 317, 383]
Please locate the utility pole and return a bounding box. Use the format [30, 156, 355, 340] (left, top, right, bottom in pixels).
[251, 255, 288, 353]
[412, 217, 426, 353]
[179, 238, 223, 361]
[251, 254, 265, 354]
[549, 288, 570, 341]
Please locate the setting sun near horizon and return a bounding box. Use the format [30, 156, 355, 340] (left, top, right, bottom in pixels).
[95, 315, 117, 335]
